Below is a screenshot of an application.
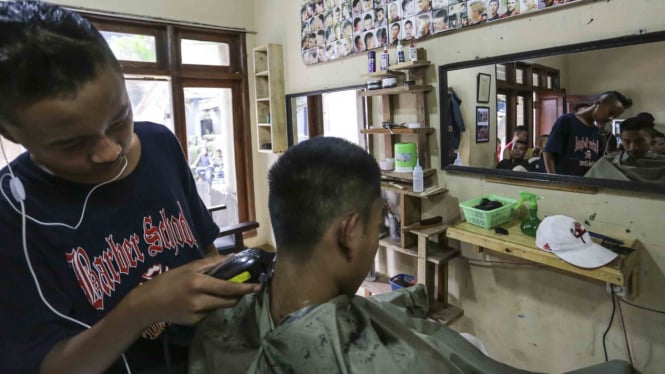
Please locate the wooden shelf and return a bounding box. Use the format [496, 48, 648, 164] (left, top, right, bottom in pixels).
[361, 272, 392, 295]
[446, 218, 640, 293]
[361, 127, 435, 135]
[359, 85, 433, 97]
[381, 183, 447, 198]
[362, 70, 405, 78]
[253, 43, 286, 153]
[390, 60, 431, 71]
[381, 168, 436, 183]
[379, 237, 459, 265]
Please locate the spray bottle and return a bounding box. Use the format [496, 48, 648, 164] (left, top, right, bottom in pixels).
[514, 191, 542, 237]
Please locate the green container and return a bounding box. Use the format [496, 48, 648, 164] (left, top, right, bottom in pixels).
[459, 195, 518, 229]
[394, 142, 417, 172]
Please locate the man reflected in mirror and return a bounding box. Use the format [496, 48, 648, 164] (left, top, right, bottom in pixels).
[496, 140, 531, 170]
[501, 125, 530, 161]
[651, 130, 665, 155]
[542, 91, 632, 176]
[585, 116, 665, 183]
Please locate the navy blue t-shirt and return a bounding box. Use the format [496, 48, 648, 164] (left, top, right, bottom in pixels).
[543, 113, 605, 176]
[0, 122, 219, 373]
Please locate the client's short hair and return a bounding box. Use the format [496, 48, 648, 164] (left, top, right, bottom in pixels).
[268, 137, 381, 258]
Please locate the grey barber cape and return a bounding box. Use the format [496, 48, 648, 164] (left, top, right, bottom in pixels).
[188, 284, 633, 374]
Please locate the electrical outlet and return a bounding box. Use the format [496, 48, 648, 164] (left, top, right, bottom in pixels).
[606, 283, 626, 297]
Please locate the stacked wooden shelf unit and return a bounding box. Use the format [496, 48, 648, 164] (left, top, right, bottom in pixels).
[360, 60, 463, 324]
[253, 44, 287, 153]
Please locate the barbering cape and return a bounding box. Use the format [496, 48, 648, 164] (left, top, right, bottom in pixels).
[188, 284, 633, 374]
[585, 151, 665, 183]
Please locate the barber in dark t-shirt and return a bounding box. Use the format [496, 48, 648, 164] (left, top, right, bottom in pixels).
[543, 91, 632, 176]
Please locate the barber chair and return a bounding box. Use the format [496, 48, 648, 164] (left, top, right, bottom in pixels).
[208, 205, 259, 255]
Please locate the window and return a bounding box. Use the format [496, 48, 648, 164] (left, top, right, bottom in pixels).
[89, 15, 254, 228]
[100, 31, 157, 62]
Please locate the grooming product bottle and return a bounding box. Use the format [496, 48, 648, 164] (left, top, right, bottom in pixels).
[380, 45, 390, 71]
[368, 50, 376, 73]
[453, 152, 463, 166]
[514, 191, 542, 237]
[396, 43, 405, 63]
[408, 39, 417, 62]
[412, 158, 424, 193]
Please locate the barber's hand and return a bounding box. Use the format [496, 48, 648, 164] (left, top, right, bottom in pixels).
[126, 255, 260, 327]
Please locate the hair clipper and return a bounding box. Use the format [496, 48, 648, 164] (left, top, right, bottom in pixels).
[206, 248, 275, 284]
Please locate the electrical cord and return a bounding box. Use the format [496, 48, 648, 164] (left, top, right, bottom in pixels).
[618, 297, 665, 314]
[602, 287, 616, 362]
[1, 141, 131, 373]
[616, 297, 633, 367]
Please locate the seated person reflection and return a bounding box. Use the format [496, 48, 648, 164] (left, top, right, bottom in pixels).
[585, 116, 665, 183]
[501, 125, 531, 161]
[528, 134, 549, 173]
[543, 91, 632, 176]
[651, 130, 665, 155]
[497, 140, 531, 171]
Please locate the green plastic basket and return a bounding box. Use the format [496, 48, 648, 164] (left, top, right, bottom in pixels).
[459, 195, 518, 229]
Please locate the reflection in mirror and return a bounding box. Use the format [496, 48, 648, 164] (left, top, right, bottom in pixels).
[439, 32, 665, 193]
[286, 85, 365, 147]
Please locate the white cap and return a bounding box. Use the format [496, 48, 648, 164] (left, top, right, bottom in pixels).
[535, 215, 618, 269]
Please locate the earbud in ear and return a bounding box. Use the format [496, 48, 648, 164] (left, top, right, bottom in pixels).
[9, 176, 25, 202]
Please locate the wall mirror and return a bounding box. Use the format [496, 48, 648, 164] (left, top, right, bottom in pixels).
[438, 31, 665, 195]
[285, 85, 365, 147]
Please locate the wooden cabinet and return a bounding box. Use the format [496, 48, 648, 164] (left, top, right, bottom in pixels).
[253, 44, 287, 153]
[360, 60, 462, 323]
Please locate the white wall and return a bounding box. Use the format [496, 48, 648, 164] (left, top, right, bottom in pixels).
[254, 1, 665, 373]
[52, 0, 255, 30]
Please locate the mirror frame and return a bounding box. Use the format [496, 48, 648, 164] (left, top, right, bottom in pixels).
[285, 84, 365, 146]
[438, 31, 665, 196]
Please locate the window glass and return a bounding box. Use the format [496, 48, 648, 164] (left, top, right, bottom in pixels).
[100, 31, 157, 62]
[125, 77, 174, 132]
[515, 68, 524, 85]
[496, 64, 506, 81]
[184, 87, 237, 227]
[322, 89, 360, 145]
[181, 39, 230, 66]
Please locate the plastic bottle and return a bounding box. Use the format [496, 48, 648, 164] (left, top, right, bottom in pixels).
[514, 191, 543, 237]
[412, 159, 424, 193]
[408, 39, 418, 62]
[368, 50, 376, 73]
[453, 152, 463, 166]
[380, 45, 390, 71]
[396, 43, 405, 63]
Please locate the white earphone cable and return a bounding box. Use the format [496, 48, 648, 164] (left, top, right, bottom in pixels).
[1, 140, 131, 373]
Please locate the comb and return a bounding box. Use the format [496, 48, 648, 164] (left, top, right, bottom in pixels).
[588, 231, 634, 256]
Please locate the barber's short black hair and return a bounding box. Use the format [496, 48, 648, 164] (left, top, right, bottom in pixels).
[620, 116, 654, 134]
[0, 1, 120, 127]
[598, 91, 633, 109]
[268, 137, 381, 257]
[364, 13, 373, 20]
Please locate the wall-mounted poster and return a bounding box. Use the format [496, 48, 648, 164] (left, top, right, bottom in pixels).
[300, 0, 585, 65]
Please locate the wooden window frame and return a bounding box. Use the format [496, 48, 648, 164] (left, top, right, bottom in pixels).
[85, 14, 255, 224]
